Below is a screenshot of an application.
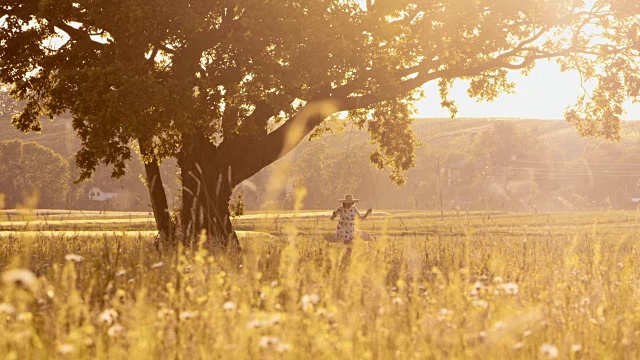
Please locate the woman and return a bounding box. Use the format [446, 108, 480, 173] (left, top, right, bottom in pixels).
[330, 194, 372, 243]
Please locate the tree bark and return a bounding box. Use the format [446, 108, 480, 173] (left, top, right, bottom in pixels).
[178, 133, 241, 251]
[138, 138, 173, 245]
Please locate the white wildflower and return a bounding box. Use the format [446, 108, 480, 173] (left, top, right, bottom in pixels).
[17, 312, 33, 323]
[259, 336, 281, 348]
[540, 343, 559, 359]
[493, 276, 504, 283]
[246, 313, 281, 329]
[523, 329, 533, 337]
[392, 297, 404, 305]
[150, 262, 164, 270]
[571, 344, 583, 353]
[57, 343, 76, 355]
[2, 269, 38, 289]
[107, 324, 125, 337]
[513, 342, 524, 351]
[276, 342, 292, 353]
[472, 299, 488, 309]
[497, 282, 519, 295]
[222, 301, 237, 311]
[64, 254, 84, 263]
[157, 308, 175, 319]
[115, 269, 127, 277]
[266, 313, 281, 325]
[0, 303, 16, 314]
[580, 297, 591, 306]
[179, 311, 198, 320]
[302, 294, 320, 311]
[246, 319, 262, 329]
[493, 321, 505, 330]
[470, 281, 485, 296]
[98, 308, 118, 326]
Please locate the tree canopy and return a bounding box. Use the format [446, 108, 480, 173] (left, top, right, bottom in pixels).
[0, 138, 70, 208]
[1, 0, 639, 247]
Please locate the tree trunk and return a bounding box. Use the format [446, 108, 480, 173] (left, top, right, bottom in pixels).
[144, 158, 173, 241]
[178, 134, 240, 251]
[139, 138, 173, 245]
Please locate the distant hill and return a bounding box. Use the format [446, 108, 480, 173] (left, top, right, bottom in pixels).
[4, 115, 640, 211]
[4, 115, 640, 160]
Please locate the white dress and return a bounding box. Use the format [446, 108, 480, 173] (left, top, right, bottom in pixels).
[334, 206, 364, 242]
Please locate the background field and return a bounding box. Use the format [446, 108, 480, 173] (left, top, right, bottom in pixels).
[2, 209, 640, 359]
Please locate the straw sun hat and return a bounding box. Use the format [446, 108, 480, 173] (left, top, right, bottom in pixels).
[338, 194, 359, 204]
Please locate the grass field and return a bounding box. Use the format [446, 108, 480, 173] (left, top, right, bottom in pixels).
[1, 209, 640, 359]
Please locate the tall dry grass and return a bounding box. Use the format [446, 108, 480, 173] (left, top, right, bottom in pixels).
[1, 218, 639, 359]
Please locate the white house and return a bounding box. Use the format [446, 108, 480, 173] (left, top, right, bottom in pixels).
[88, 186, 119, 202]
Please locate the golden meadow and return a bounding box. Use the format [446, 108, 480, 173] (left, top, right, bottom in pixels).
[1, 208, 640, 359]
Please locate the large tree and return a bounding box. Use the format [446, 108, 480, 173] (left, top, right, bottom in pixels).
[1, 0, 638, 250]
[0, 139, 70, 208]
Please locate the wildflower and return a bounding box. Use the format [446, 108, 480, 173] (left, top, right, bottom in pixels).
[246, 313, 281, 329]
[276, 342, 292, 353]
[2, 269, 38, 289]
[437, 308, 454, 321]
[470, 281, 485, 296]
[150, 262, 164, 270]
[302, 294, 320, 305]
[115, 269, 127, 277]
[540, 343, 559, 359]
[17, 312, 33, 323]
[493, 276, 504, 283]
[0, 303, 16, 314]
[222, 301, 237, 311]
[107, 324, 125, 337]
[392, 297, 404, 305]
[571, 344, 583, 353]
[523, 329, 533, 337]
[259, 336, 281, 348]
[246, 319, 262, 329]
[179, 311, 198, 320]
[157, 308, 175, 319]
[472, 299, 488, 309]
[493, 321, 505, 330]
[513, 342, 524, 350]
[57, 343, 76, 355]
[64, 254, 84, 263]
[98, 309, 118, 326]
[302, 294, 320, 311]
[497, 282, 519, 295]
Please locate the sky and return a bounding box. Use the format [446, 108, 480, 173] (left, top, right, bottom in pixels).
[415, 59, 640, 120]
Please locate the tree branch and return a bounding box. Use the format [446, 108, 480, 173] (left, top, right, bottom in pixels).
[46, 19, 106, 49]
